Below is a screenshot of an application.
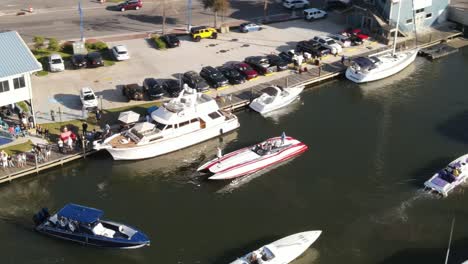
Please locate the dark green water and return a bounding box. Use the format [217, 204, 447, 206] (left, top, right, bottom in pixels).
[1, 47, 468, 264]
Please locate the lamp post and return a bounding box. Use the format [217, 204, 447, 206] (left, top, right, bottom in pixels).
[79, 1, 84, 42]
[187, 0, 192, 32]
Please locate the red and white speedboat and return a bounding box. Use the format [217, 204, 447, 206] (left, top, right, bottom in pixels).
[197, 134, 308, 180]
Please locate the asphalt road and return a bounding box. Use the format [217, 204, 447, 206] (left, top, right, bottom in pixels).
[0, 0, 295, 41]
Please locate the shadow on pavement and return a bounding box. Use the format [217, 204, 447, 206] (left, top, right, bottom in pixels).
[53, 94, 82, 110]
[123, 14, 178, 26]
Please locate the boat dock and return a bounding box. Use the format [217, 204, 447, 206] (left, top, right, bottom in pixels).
[419, 43, 459, 60]
[0, 144, 96, 185]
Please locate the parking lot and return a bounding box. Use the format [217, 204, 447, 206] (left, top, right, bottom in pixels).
[32, 13, 386, 123]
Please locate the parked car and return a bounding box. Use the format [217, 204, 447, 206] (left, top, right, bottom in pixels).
[86, 52, 104, 68]
[283, 0, 310, 9]
[71, 54, 87, 69]
[200, 66, 229, 88]
[266, 54, 289, 71]
[190, 26, 217, 42]
[328, 34, 352, 48]
[239, 23, 262, 33]
[245, 56, 277, 75]
[348, 34, 364, 45]
[143, 78, 165, 99]
[122, 83, 144, 101]
[48, 54, 65, 72]
[118, 0, 142, 11]
[217, 66, 246, 85]
[325, 0, 351, 11]
[80, 87, 98, 109]
[161, 35, 180, 48]
[296, 40, 331, 58]
[303, 8, 327, 20]
[312, 36, 342, 54]
[233, 63, 258, 80]
[279, 49, 304, 63]
[111, 45, 130, 61]
[342, 28, 369, 41]
[163, 79, 183, 97]
[181, 71, 210, 92]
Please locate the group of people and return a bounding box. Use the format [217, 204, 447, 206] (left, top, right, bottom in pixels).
[0, 144, 52, 170]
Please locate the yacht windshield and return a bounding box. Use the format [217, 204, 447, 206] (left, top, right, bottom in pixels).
[155, 122, 166, 130]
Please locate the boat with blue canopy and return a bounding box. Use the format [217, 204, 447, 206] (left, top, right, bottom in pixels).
[33, 203, 150, 249]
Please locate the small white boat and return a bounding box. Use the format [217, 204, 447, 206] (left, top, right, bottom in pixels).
[229, 231, 322, 264]
[197, 134, 308, 180]
[424, 154, 468, 197]
[249, 85, 304, 114]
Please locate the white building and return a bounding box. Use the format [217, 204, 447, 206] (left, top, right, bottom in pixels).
[0, 31, 42, 122]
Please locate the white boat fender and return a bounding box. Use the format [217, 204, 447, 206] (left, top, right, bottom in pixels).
[217, 147, 223, 159]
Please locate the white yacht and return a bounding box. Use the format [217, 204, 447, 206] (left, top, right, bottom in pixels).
[93, 88, 239, 160]
[249, 85, 304, 114]
[345, 0, 418, 83]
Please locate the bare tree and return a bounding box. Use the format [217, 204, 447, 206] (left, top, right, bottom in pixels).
[202, 0, 230, 28]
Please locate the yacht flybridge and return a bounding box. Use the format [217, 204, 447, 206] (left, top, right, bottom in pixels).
[94, 88, 240, 160]
[345, 0, 418, 83]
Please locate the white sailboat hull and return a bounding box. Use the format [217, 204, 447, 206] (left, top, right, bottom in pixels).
[96, 119, 239, 160]
[346, 49, 418, 83]
[249, 86, 304, 114]
[230, 231, 322, 264]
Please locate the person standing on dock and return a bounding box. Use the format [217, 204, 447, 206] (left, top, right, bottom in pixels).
[82, 122, 88, 134]
[95, 109, 101, 122]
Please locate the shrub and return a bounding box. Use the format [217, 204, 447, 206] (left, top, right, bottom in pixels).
[33, 36, 45, 49]
[151, 34, 166, 50]
[48, 38, 59, 51]
[61, 43, 73, 54]
[85, 41, 108, 51]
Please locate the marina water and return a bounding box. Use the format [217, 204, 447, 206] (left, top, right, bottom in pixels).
[1, 47, 467, 263]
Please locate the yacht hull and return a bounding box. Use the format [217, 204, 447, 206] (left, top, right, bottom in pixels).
[424, 153, 468, 197]
[98, 119, 239, 160]
[346, 49, 418, 83]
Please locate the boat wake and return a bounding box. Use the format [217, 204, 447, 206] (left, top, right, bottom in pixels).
[293, 248, 320, 264]
[263, 98, 303, 125]
[371, 190, 437, 224]
[216, 157, 298, 194]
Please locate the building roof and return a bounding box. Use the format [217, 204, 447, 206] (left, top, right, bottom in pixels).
[57, 203, 104, 224]
[0, 31, 42, 79]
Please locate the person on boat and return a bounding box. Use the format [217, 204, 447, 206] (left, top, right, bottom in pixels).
[281, 132, 286, 145]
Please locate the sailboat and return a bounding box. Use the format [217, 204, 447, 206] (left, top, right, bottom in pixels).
[345, 0, 419, 83]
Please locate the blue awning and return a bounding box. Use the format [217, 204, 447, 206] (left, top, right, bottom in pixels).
[57, 204, 103, 224]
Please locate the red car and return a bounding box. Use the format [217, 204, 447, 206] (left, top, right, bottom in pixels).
[118, 0, 142, 11]
[233, 63, 258, 80]
[343, 28, 369, 41]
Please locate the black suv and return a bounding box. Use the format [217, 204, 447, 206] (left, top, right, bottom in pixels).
[245, 56, 277, 75]
[181, 71, 210, 92]
[163, 79, 183, 97]
[200, 66, 229, 88]
[122, 83, 144, 101]
[71, 54, 87, 69]
[217, 66, 246, 85]
[266, 54, 289, 71]
[296, 40, 331, 58]
[161, 35, 180, 48]
[86, 52, 104, 68]
[143, 78, 165, 99]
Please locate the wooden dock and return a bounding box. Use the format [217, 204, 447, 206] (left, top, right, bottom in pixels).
[419, 43, 459, 60]
[0, 144, 96, 185]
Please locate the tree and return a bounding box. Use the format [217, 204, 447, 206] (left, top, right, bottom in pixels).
[48, 38, 59, 51]
[202, 0, 230, 28]
[33, 36, 45, 50]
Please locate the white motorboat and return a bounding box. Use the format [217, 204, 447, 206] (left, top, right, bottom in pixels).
[197, 134, 308, 180]
[93, 88, 239, 160]
[229, 231, 322, 264]
[249, 85, 304, 114]
[424, 154, 468, 197]
[345, 0, 418, 83]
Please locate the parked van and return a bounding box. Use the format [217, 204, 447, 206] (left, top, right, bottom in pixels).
[283, 0, 310, 9]
[304, 8, 327, 20]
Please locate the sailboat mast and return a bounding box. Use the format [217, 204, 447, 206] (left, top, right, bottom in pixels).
[444, 218, 456, 264]
[392, 0, 402, 56]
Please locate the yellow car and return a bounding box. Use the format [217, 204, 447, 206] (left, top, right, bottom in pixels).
[190, 26, 218, 42]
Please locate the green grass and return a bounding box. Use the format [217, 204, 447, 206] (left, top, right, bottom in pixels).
[104, 60, 115, 67]
[36, 70, 49, 77]
[0, 140, 34, 156]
